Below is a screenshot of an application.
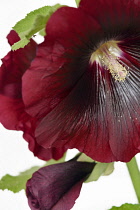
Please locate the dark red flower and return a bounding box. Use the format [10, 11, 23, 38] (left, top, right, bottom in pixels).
[0, 31, 66, 160]
[26, 160, 95, 210]
[22, 0, 140, 162]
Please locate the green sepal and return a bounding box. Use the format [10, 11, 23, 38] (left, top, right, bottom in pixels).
[0, 153, 66, 193]
[77, 153, 93, 163]
[85, 162, 114, 183]
[75, 0, 81, 7]
[77, 153, 114, 183]
[44, 152, 66, 166]
[109, 204, 140, 210]
[12, 4, 62, 50]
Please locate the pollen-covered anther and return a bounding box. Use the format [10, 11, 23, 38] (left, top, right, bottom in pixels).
[90, 40, 129, 82]
[101, 53, 128, 82]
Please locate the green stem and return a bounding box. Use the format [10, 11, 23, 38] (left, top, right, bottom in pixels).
[126, 157, 140, 203]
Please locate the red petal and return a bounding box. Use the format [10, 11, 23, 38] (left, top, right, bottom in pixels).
[35, 59, 140, 162]
[22, 6, 101, 119]
[80, 0, 140, 30]
[0, 30, 37, 128]
[0, 31, 66, 161]
[0, 95, 24, 130]
[0, 31, 36, 99]
[22, 41, 66, 118]
[46, 7, 100, 48]
[6, 30, 20, 45]
[0, 31, 38, 153]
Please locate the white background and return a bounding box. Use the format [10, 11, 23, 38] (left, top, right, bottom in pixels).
[0, 0, 140, 210]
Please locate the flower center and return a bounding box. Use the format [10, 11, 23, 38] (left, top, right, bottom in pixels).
[90, 40, 128, 82]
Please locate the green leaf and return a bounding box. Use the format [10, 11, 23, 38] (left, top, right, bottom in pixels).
[12, 4, 62, 50]
[0, 166, 40, 193]
[0, 152, 66, 193]
[85, 162, 114, 183]
[12, 37, 30, 51]
[75, 0, 81, 7]
[109, 204, 140, 210]
[39, 29, 46, 36]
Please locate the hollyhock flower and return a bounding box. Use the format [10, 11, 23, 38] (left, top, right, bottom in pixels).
[26, 160, 95, 210]
[22, 0, 140, 162]
[0, 31, 66, 160]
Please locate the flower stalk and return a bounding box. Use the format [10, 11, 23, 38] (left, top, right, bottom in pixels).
[126, 157, 140, 203]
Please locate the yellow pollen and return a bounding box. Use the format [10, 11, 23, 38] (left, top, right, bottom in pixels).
[90, 40, 128, 82]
